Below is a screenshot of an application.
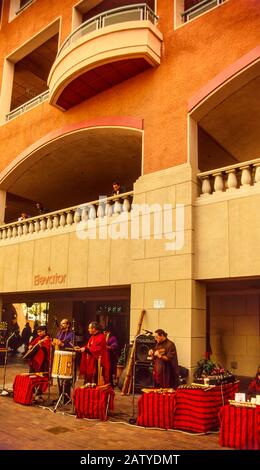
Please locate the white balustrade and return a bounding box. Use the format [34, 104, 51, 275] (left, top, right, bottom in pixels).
[0, 192, 133, 242]
[198, 158, 260, 198]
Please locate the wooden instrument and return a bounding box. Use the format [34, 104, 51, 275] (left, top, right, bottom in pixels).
[121, 309, 146, 395]
[97, 356, 105, 386]
[22, 336, 49, 360]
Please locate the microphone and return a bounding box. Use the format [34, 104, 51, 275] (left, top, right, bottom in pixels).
[142, 329, 153, 335]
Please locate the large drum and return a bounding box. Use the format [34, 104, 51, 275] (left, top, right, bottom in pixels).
[52, 350, 75, 379]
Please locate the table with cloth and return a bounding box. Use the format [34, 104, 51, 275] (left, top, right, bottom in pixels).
[73, 385, 115, 420]
[219, 404, 260, 449]
[173, 382, 239, 433]
[137, 390, 176, 429]
[13, 373, 49, 405]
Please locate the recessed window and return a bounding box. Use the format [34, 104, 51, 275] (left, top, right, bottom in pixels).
[9, 0, 35, 21]
[175, 0, 227, 27]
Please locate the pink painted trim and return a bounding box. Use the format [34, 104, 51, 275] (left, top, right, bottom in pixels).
[0, 117, 143, 182]
[188, 46, 260, 111]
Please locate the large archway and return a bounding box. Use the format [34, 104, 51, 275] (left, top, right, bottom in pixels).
[188, 47, 260, 171]
[0, 119, 143, 223]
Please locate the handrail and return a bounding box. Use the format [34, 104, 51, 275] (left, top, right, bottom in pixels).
[197, 157, 260, 179]
[0, 191, 134, 231]
[5, 90, 49, 122]
[57, 3, 158, 57]
[181, 0, 225, 21]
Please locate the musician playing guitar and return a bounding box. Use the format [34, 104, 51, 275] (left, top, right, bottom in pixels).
[27, 325, 51, 374]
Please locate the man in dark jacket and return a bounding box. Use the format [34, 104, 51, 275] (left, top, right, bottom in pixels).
[148, 329, 179, 388]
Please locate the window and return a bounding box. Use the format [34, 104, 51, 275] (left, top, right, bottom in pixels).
[175, 0, 227, 27]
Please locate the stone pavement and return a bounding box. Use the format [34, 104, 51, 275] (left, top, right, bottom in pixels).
[0, 353, 224, 451]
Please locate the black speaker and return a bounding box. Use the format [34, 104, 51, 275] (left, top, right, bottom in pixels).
[135, 335, 156, 363]
[134, 362, 154, 392]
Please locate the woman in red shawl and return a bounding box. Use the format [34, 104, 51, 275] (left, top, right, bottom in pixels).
[77, 322, 110, 384]
[27, 325, 51, 373]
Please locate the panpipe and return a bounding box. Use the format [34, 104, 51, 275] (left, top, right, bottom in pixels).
[73, 385, 115, 420]
[137, 391, 176, 429]
[13, 373, 49, 405]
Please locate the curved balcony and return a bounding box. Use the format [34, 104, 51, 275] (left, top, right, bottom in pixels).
[47, 4, 163, 110]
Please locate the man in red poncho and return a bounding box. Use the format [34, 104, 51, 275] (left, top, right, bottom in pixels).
[78, 322, 110, 384]
[27, 325, 51, 373]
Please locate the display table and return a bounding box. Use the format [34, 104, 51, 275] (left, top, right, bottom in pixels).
[137, 391, 176, 429]
[73, 385, 115, 420]
[13, 373, 49, 405]
[173, 382, 239, 433]
[219, 404, 260, 450]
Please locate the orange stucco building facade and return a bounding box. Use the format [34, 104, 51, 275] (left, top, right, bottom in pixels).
[0, 0, 259, 378]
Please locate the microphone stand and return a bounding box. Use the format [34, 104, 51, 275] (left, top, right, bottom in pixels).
[71, 319, 76, 414]
[0, 332, 15, 396]
[44, 318, 57, 407]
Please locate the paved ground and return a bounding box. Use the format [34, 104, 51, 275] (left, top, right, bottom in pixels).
[0, 353, 225, 451]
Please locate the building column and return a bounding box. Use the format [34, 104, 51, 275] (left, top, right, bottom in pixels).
[0, 190, 6, 224]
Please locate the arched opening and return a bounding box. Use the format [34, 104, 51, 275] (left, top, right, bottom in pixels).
[189, 49, 260, 173]
[0, 121, 143, 223]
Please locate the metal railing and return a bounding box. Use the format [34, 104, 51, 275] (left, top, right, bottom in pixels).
[5, 90, 49, 122]
[181, 0, 226, 22]
[57, 3, 158, 57]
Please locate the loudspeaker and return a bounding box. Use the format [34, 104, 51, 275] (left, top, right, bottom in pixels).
[134, 362, 154, 392]
[135, 335, 156, 363]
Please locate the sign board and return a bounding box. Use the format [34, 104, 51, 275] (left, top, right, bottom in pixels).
[153, 299, 166, 309]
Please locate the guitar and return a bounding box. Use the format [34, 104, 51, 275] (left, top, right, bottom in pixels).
[22, 336, 50, 360]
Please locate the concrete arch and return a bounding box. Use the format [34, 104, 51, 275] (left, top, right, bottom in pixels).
[188, 47, 260, 170]
[0, 117, 143, 221]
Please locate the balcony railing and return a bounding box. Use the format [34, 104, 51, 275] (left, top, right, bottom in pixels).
[5, 90, 49, 122]
[57, 3, 158, 57]
[181, 0, 226, 22]
[0, 192, 133, 242]
[197, 158, 260, 198]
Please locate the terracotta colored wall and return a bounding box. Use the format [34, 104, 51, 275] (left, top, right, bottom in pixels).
[0, 0, 259, 175]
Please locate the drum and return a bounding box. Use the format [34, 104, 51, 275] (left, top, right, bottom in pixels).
[52, 350, 75, 379]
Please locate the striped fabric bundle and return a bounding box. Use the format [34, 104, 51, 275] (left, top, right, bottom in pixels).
[137, 391, 176, 429]
[13, 374, 48, 405]
[73, 386, 115, 420]
[219, 404, 260, 450]
[173, 382, 239, 433]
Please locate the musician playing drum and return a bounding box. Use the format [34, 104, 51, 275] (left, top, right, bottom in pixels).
[27, 325, 51, 374]
[52, 318, 75, 402]
[52, 318, 74, 350]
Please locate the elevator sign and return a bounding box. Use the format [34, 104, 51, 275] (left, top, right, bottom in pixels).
[153, 299, 166, 309]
